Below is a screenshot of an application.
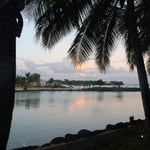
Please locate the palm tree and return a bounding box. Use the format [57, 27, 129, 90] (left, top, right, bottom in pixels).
[46, 78, 54, 87]
[0, 0, 24, 149]
[25, 72, 31, 87]
[125, 0, 150, 126]
[0, 1, 147, 148]
[26, 0, 150, 127]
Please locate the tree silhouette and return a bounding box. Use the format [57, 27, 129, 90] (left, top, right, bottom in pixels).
[26, 0, 150, 126]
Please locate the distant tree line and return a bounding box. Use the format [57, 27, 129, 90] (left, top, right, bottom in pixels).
[16, 72, 40, 89]
[16, 72, 124, 89]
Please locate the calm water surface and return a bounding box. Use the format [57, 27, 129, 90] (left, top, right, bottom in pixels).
[8, 91, 144, 149]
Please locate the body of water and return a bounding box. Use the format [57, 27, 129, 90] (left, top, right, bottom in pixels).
[7, 91, 144, 149]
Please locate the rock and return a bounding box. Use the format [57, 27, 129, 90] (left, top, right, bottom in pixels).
[106, 124, 116, 130]
[77, 129, 93, 138]
[65, 133, 78, 142]
[92, 130, 104, 136]
[14, 146, 39, 150]
[134, 119, 144, 125]
[124, 122, 129, 127]
[50, 137, 65, 144]
[115, 122, 127, 129]
[41, 143, 51, 147]
[106, 122, 128, 130]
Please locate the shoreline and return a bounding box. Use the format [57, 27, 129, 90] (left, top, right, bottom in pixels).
[14, 119, 145, 150]
[15, 87, 141, 92]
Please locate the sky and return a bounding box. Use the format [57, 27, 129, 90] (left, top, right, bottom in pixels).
[16, 17, 150, 85]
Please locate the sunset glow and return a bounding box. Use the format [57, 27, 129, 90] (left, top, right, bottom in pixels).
[69, 97, 86, 111]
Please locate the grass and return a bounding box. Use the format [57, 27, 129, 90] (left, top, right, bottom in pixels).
[106, 134, 150, 150]
[74, 126, 150, 150]
[84, 129, 150, 150]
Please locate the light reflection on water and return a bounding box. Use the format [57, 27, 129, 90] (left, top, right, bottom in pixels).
[8, 91, 144, 149]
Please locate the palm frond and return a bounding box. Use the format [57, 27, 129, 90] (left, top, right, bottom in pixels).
[68, 0, 112, 66]
[118, 7, 138, 71]
[119, 4, 150, 71]
[34, 5, 74, 48]
[95, 1, 119, 71]
[68, 16, 96, 66]
[25, 0, 150, 76]
[123, 29, 136, 70]
[126, 48, 136, 70]
[136, 2, 150, 53]
[24, 0, 97, 49]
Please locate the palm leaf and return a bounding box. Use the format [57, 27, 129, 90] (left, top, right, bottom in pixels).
[68, 0, 112, 66]
[120, 4, 150, 71]
[25, 0, 97, 48]
[118, 7, 138, 71]
[35, 6, 74, 48]
[68, 16, 96, 66]
[95, 1, 119, 71]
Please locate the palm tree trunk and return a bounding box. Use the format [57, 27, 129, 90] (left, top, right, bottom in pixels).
[0, 1, 16, 149]
[127, 0, 150, 127]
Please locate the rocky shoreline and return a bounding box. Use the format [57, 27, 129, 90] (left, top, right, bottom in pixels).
[14, 119, 144, 150]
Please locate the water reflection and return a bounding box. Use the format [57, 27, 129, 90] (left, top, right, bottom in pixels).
[8, 91, 144, 150]
[115, 92, 124, 100]
[46, 92, 105, 112]
[15, 99, 40, 109]
[15, 92, 40, 109]
[47, 92, 88, 111]
[69, 97, 86, 111]
[96, 92, 104, 102]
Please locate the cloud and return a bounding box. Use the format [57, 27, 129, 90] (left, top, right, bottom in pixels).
[17, 58, 39, 73]
[49, 58, 77, 73]
[16, 57, 141, 84]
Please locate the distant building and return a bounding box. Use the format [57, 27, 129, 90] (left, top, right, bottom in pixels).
[51, 81, 61, 87]
[40, 80, 47, 87]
